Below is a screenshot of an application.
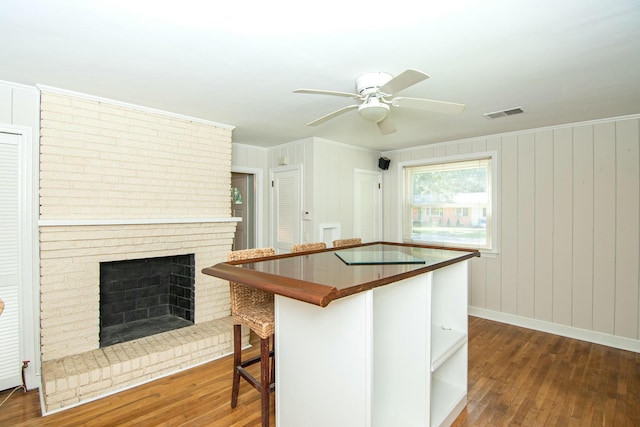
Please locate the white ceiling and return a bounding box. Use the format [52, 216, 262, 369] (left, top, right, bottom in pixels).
[2, 0, 639, 151]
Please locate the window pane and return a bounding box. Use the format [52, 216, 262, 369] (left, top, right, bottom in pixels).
[405, 158, 491, 249]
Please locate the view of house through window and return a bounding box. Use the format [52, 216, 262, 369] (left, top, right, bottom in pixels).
[404, 157, 492, 250]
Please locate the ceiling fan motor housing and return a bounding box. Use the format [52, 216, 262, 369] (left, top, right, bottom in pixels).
[356, 72, 393, 96]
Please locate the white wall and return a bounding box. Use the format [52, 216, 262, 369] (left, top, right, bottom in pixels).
[310, 138, 380, 243]
[233, 137, 381, 247]
[382, 115, 640, 351]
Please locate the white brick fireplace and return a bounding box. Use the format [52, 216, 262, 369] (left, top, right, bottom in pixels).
[38, 88, 239, 412]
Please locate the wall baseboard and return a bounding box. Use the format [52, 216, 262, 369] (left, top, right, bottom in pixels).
[469, 307, 640, 354]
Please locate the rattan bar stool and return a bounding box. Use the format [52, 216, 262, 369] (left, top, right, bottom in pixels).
[291, 242, 327, 253]
[332, 238, 362, 248]
[228, 247, 276, 427]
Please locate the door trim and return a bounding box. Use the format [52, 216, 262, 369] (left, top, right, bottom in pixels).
[232, 166, 263, 248]
[0, 124, 38, 390]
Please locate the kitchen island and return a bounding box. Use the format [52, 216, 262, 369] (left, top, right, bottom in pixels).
[202, 242, 479, 427]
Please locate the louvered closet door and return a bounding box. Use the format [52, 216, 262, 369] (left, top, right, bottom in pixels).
[271, 166, 301, 254]
[0, 132, 21, 391]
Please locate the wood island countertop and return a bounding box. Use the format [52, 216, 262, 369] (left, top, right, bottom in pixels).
[202, 242, 480, 307]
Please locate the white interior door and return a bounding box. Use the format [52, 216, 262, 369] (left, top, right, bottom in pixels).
[271, 166, 301, 254]
[354, 169, 382, 243]
[0, 131, 22, 391]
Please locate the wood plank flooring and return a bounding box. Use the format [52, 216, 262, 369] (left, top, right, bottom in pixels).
[453, 317, 640, 426]
[2, 317, 639, 426]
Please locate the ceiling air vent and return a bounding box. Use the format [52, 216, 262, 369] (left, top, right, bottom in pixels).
[484, 107, 524, 119]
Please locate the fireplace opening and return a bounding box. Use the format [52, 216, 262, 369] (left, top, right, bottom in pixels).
[99, 254, 195, 347]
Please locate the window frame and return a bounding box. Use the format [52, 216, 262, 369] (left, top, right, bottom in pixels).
[397, 151, 499, 254]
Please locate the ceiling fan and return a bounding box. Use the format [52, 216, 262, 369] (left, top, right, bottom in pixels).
[294, 69, 465, 135]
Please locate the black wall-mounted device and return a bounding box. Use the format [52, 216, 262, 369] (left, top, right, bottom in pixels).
[378, 157, 390, 170]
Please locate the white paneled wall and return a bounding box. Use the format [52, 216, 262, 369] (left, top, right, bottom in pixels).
[233, 137, 380, 246]
[383, 116, 640, 349]
[311, 139, 380, 243]
[0, 81, 40, 128]
[614, 120, 640, 339]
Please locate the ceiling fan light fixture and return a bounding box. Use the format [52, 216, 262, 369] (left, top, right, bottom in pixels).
[294, 68, 465, 133]
[358, 101, 390, 123]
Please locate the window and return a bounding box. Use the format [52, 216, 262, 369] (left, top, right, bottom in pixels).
[403, 155, 495, 250]
[455, 207, 469, 217]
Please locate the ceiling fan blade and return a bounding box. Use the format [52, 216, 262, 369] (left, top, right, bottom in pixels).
[393, 97, 465, 115]
[294, 89, 359, 98]
[377, 116, 396, 135]
[379, 69, 429, 95]
[306, 104, 359, 126]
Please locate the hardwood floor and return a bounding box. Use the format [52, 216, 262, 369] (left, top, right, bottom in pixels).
[1, 338, 275, 427]
[453, 317, 640, 426]
[2, 317, 638, 426]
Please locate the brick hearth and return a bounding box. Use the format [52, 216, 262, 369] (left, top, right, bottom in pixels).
[41, 317, 248, 412]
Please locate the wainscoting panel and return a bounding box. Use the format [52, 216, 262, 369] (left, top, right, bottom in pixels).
[383, 114, 640, 348]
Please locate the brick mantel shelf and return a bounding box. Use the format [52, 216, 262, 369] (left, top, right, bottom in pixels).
[39, 217, 241, 227]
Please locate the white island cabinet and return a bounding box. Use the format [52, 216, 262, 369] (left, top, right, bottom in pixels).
[202, 242, 478, 427]
[276, 257, 470, 427]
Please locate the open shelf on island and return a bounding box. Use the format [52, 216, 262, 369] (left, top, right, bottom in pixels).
[431, 326, 467, 372]
[431, 377, 467, 427]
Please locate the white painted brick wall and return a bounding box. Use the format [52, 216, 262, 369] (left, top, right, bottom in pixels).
[40, 91, 232, 219]
[39, 90, 237, 362]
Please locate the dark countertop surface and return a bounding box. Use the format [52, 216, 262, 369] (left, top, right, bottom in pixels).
[202, 242, 479, 307]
